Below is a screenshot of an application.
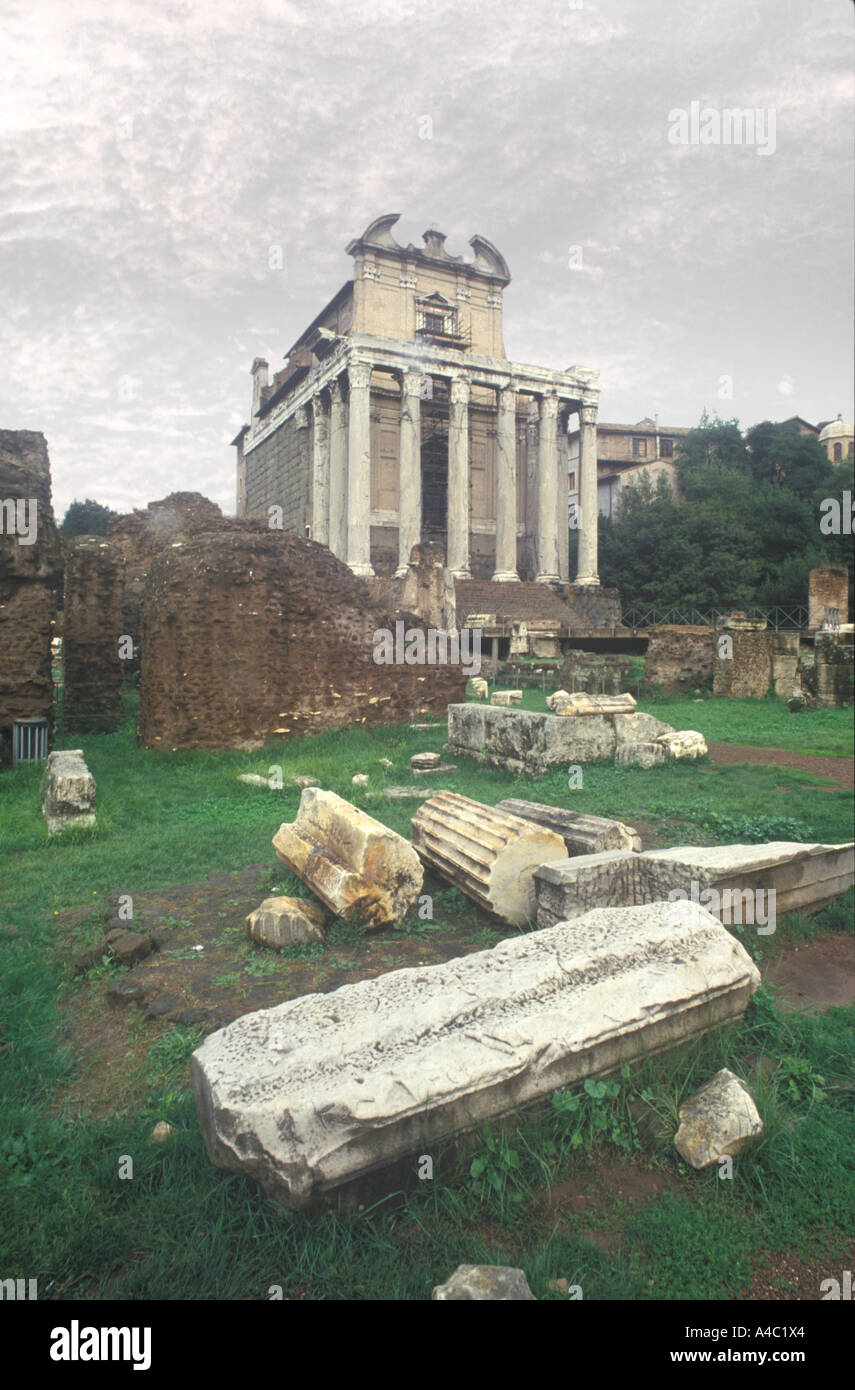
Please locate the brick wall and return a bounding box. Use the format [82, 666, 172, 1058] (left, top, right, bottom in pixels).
[644, 625, 715, 692]
[243, 415, 309, 532]
[63, 537, 124, 733]
[0, 430, 63, 759]
[808, 567, 850, 630]
[139, 523, 467, 750]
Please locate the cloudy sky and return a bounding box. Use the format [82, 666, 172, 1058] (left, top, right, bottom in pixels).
[2, 0, 852, 520]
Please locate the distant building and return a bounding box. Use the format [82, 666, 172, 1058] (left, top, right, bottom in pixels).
[817, 414, 855, 464]
[567, 416, 691, 520]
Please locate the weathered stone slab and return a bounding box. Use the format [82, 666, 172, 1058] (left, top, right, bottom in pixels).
[191, 900, 760, 1209]
[497, 799, 641, 855]
[615, 741, 666, 768]
[411, 752, 441, 770]
[674, 1068, 763, 1169]
[273, 789, 423, 930]
[535, 841, 855, 929]
[490, 689, 523, 706]
[655, 729, 708, 760]
[246, 896, 328, 948]
[470, 678, 489, 700]
[646, 842, 855, 921]
[445, 704, 675, 777]
[411, 791, 568, 926]
[41, 749, 96, 834]
[550, 691, 636, 716]
[433, 1266, 535, 1301]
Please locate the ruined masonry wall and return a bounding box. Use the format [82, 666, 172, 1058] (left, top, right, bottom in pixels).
[140, 523, 467, 750]
[63, 537, 124, 733]
[243, 415, 308, 533]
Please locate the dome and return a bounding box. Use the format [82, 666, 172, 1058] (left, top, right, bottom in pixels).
[819, 413, 854, 443]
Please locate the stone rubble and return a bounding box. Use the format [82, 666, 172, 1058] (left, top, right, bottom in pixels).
[674, 1068, 763, 1169]
[191, 900, 760, 1209]
[411, 791, 568, 926]
[273, 788, 423, 930]
[432, 1265, 536, 1301]
[41, 749, 97, 834]
[496, 799, 641, 855]
[246, 896, 329, 948]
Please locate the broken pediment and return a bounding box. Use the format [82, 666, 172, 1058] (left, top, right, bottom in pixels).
[346, 214, 510, 283]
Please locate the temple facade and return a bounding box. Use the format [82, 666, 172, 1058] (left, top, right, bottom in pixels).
[234, 214, 601, 586]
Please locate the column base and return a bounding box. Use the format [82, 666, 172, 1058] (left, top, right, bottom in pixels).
[491, 570, 520, 583]
[534, 572, 561, 585]
[573, 574, 600, 587]
[393, 566, 410, 580]
[449, 567, 472, 581]
[348, 563, 376, 578]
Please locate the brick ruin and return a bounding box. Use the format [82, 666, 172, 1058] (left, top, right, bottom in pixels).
[0, 430, 63, 762]
[63, 536, 124, 733]
[139, 524, 468, 750]
[107, 492, 226, 669]
[808, 567, 850, 631]
[643, 625, 715, 693]
[712, 622, 802, 701]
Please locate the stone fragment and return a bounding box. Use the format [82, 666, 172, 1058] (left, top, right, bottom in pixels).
[149, 1121, 175, 1143]
[412, 761, 458, 777]
[546, 688, 570, 710]
[674, 1068, 763, 1169]
[291, 775, 320, 788]
[411, 792, 568, 926]
[490, 689, 523, 706]
[191, 900, 760, 1209]
[497, 799, 641, 854]
[246, 896, 328, 948]
[237, 773, 271, 787]
[351, 774, 369, 787]
[470, 678, 489, 700]
[73, 945, 108, 976]
[379, 758, 394, 769]
[106, 979, 147, 1006]
[551, 692, 636, 716]
[382, 786, 451, 801]
[655, 729, 708, 760]
[103, 929, 152, 966]
[41, 750, 96, 834]
[410, 752, 441, 770]
[273, 789, 424, 930]
[535, 841, 855, 928]
[432, 1265, 535, 1301]
[446, 704, 675, 778]
[615, 742, 667, 768]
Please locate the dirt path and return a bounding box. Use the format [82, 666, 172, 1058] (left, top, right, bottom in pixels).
[707, 742, 854, 789]
[764, 934, 855, 1013]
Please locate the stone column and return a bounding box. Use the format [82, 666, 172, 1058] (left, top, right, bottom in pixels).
[557, 405, 570, 581]
[576, 400, 599, 585]
[492, 385, 519, 582]
[395, 369, 422, 577]
[346, 359, 374, 577]
[295, 406, 311, 537]
[328, 378, 348, 561]
[311, 393, 330, 547]
[447, 375, 472, 579]
[535, 393, 560, 584]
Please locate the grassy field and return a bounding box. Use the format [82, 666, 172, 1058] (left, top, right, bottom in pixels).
[1, 690, 853, 1300]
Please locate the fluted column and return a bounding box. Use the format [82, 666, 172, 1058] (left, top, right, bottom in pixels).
[576, 400, 599, 585]
[447, 375, 471, 579]
[311, 393, 330, 547]
[328, 378, 348, 560]
[346, 359, 374, 577]
[557, 405, 570, 581]
[535, 392, 560, 583]
[492, 385, 519, 582]
[395, 369, 422, 576]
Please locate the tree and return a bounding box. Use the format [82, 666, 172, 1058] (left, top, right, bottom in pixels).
[60, 498, 118, 538]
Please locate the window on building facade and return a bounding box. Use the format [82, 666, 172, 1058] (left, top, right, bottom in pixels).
[833, 442, 842, 462]
[660, 437, 674, 457]
[632, 437, 647, 458]
[568, 471, 576, 491]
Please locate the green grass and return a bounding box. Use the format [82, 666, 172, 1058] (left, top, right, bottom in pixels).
[0, 689, 853, 1300]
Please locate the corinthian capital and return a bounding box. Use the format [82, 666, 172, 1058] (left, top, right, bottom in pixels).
[581, 401, 598, 426]
[450, 376, 471, 406]
[348, 360, 372, 391]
